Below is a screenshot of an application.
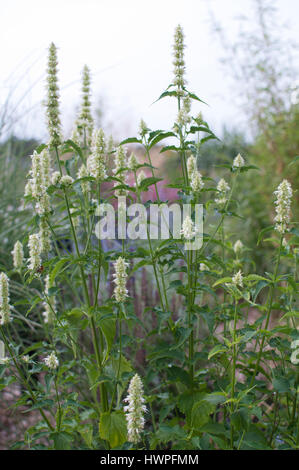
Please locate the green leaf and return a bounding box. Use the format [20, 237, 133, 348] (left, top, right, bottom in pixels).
[191, 400, 215, 429]
[99, 411, 127, 448]
[154, 90, 178, 102]
[204, 392, 227, 405]
[160, 145, 180, 153]
[148, 132, 176, 149]
[99, 316, 116, 360]
[49, 257, 70, 285]
[185, 90, 208, 105]
[64, 139, 84, 160]
[288, 155, 299, 166]
[78, 424, 94, 448]
[272, 377, 290, 393]
[178, 391, 205, 420]
[139, 176, 163, 191]
[245, 274, 269, 282]
[257, 226, 274, 245]
[231, 408, 250, 431]
[208, 344, 227, 360]
[119, 137, 142, 145]
[212, 277, 232, 287]
[51, 432, 73, 450]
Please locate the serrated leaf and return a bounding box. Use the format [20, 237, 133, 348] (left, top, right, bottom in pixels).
[149, 132, 176, 149]
[191, 400, 215, 429]
[119, 137, 142, 145]
[99, 411, 127, 448]
[208, 344, 227, 360]
[51, 431, 73, 450]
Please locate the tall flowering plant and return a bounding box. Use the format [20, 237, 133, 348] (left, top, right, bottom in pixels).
[0, 26, 298, 451]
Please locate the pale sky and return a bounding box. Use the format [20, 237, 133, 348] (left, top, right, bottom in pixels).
[1, 0, 298, 141]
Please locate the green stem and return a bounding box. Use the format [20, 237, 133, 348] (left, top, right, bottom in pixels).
[250, 235, 283, 387]
[230, 299, 238, 449]
[0, 327, 54, 431]
[54, 145, 107, 412]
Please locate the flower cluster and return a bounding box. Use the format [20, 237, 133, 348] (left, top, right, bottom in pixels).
[124, 374, 146, 443]
[114, 146, 128, 196]
[11, 241, 24, 271]
[33, 149, 52, 192]
[139, 119, 148, 139]
[44, 352, 59, 370]
[28, 234, 41, 272]
[87, 129, 107, 181]
[114, 146, 127, 174]
[113, 257, 129, 303]
[233, 240, 243, 255]
[43, 274, 56, 324]
[74, 65, 94, 146]
[77, 164, 90, 194]
[176, 95, 191, 128]
[128, 152, 139, 171]
[187, 155, 204, 193]
[200, 263, 209, 272]
[274, 179, 293, 234]
[181, 215, 196, 240]
[232, 270, 243, 288]
[190, 170, 204, 193]
[46, 43, 62, 147]
[290, 339, 299, 365]
[232, 153, 245, 169]
[215, 178, 230, 206]
[51, 171, 61, 185]
[0, 273, 11, 325]
[25, 149, 52, 255]
[173, 24, 186, 93]
[39, 218, 51, 254]
[187, 156, 196, 179]
[60, 175, 74, 187]
[137, 170, 146, 187]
